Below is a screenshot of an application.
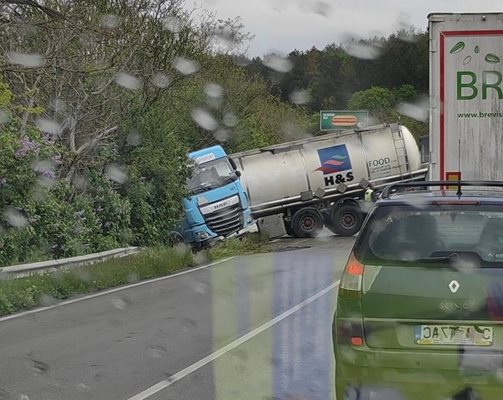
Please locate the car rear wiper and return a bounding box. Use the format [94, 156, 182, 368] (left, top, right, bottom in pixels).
[415, 253, 460, 263]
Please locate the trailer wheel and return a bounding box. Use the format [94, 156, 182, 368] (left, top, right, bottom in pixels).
[327, 204, 363, 236]
[284, 220, 296, 237]
[291, 207, 324, 238]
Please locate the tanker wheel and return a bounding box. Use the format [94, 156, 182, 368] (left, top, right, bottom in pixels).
[284, 219, 296, 237]
[291, 207, 324, 238]
[327, 204, 363, 236]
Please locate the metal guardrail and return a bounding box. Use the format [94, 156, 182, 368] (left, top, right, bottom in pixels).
[0, 247, 140, 278]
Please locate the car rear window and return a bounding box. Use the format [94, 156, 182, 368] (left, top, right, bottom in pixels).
[355, 204, 503, 267]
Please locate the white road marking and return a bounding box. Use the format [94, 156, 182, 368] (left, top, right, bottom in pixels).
[127, 279, 341, 400]
[0, 257, 235, 323]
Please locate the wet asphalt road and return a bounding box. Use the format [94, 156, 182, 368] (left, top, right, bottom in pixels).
[0, 233, 355, 400]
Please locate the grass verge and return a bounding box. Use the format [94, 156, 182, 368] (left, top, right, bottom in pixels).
[206, 233, 271, 261]
[0, 234, 271, 317]
[0, 246, 193, 316]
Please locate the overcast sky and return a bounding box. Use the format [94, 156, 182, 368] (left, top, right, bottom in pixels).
[194, 0, 503, 56]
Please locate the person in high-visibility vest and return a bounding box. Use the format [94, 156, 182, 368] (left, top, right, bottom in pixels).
[364, 188, 376, 202]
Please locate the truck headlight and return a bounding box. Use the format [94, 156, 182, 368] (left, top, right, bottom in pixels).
[197, 232, 210, 239]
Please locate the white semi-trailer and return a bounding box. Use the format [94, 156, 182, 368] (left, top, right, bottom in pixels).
[231, 124, 427, 238]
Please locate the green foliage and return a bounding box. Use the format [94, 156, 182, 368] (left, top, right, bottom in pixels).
[0, 246, 194, 316]
[347, 86, 398, 123]
[206, 233, 270, 261]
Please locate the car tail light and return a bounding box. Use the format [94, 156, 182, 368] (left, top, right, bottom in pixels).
[340, 253, 364, 293]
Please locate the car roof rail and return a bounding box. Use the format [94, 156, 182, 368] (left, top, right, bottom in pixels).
[381, 180, 503, 199]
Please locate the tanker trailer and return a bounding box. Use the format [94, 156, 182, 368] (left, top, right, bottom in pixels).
[231, 123, 427, 238]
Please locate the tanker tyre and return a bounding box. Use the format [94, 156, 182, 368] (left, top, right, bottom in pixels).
[328, 204, 363, 236]
[291, 207, 324, 238]
[284, 220, 296, 237]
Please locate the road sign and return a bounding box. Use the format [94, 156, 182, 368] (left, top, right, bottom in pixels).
[319, 110, 369, 131]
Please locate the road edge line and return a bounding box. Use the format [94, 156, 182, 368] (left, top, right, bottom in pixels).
[0, 257, 235, 323]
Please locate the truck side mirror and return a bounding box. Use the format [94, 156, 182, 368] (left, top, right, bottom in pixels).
[229, 157, 237, 170]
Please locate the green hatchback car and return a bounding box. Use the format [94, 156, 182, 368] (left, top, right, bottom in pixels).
[333, 181, 503, 400]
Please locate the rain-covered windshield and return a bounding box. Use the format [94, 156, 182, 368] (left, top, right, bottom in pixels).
[187, 158, 237, 193]
[357, 205, 503, 266]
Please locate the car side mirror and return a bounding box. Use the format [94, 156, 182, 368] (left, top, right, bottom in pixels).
[235, 170, 241, 177]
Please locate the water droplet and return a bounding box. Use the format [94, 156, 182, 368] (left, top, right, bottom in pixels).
[204, 82, 224, 99]
[289, 89, 310, 105]
[40, 294, 56, 306]
[0, 109, 10, 124]
[173, 57, 200, 75]
[395, 96, 429, 122]
[193, 251, 208, 265]
[302, 1, 332, 17]
[112, 296, 131, 311]
[127, 131, 142, 146]
[31, 159, 53, 173]
[214, 128, 229, 142]
[115, 72, 142, 90]
[345, 41, 382, 60]
[4, 207, 28, 228]
[30, 358, 50, 374]
[35, 118, 62, 136]
[181, 318, 197, 333]
[163, 16, 183, 33]
[192, 281, 209, 294]
[223, 112, 239, 127]
[6, 51, 44, 67]
[151, 72, 170, 88]
[262, 54, 293, 73]
[127, 272, 139, 283]
[105, 164, 128, 184]
[148, 345, 167, 358]
[50, 98, 67, 113]
[18, 394, 30, 400]
[191, 108, 218, 131]
[72, 173, 88, 191]
[76, 383, 90, 392]
[101, 14, 119, 28]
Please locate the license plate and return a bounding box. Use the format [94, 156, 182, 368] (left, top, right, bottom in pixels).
[415, 325, 493, 346]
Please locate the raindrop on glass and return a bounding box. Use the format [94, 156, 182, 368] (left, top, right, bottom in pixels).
[173, 57, 200, 75]
[262, 54, 293, 73]
[191, 108, 218, 131]
[115, 72, 142, 90]
[204, 82, 224, 99]
[148, 345, 168, 358]
[345, 41, 382, 60]
[127, 131, 142, 146]
[112, 296, 131, 311]
[101, 14, 119, 28]
[289, 89, 310, 105]
[223, 112, 239, 127]
[6, 52, 45, 67]
[162, 16, 183, 33]
[214, 128, 229, 142]
[105, 164, 128, 184]
[0, 109, 10, 124]
[4, 207, 28, 228]
[18, 395, 30, 400]
[35, 118, 62, 136]
[395, 97, 429, 122]
[151, 72, 170, 88]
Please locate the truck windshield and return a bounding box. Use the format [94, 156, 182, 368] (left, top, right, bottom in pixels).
[187, 157, 237, 194]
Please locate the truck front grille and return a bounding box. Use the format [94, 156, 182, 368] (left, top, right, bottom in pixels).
[204, 203, 243, 237]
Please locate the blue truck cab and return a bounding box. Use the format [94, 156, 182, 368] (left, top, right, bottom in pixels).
[180, 145, 257, 248]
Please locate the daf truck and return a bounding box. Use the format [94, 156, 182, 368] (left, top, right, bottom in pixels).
[179, 145, 257, 248]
